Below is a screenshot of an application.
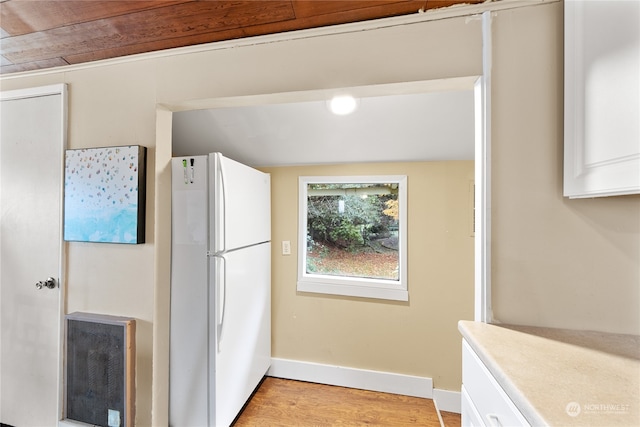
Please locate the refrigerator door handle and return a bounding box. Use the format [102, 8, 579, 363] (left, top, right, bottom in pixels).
[216, 255, 227, 352]
[215, 154, 227, 254]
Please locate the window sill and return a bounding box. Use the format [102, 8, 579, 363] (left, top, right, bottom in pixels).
[297, 278, 408, 301]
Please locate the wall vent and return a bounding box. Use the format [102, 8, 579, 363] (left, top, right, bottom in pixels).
[64, 312, 135, 427]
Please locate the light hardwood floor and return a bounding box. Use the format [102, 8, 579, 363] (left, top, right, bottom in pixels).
[233, 377, 461, 427]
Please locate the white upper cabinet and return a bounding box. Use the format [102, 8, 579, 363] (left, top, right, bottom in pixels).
[564, 0, 640, 198]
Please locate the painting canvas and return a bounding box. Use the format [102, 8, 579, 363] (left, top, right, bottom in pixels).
[64, 146, 146, 244]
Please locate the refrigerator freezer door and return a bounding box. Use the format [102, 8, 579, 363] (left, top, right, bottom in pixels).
[170, 156, 209, 427]
[210, 242, 271, 427]
[210, 153, 271, 253]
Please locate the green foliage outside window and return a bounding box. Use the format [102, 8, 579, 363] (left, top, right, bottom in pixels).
[306, 184, 398, 252]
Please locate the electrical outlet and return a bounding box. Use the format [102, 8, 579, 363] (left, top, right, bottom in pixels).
[282, 240, 291, 255]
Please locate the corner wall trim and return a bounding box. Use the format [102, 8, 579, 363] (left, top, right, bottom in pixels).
[268, 358, 433, 399]
[433, 388, 462, 414]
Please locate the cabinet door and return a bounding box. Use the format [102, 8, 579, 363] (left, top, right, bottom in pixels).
[564, 0, 640, 198]
[462, 386, 485, 427]
[462, 341, 530, 427]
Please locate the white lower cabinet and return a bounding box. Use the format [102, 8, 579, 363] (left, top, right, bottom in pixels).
[462, 340, 530, 427]
[462, 386, 484, 427]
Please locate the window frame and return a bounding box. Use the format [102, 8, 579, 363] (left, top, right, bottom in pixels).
[297, 175, 408, 301]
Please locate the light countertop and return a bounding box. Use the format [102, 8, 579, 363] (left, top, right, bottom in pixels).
[458, 320, 640, 426]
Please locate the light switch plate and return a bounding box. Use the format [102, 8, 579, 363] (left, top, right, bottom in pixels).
[282, 240, 291, 255]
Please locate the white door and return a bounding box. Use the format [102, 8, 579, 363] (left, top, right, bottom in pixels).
[0, 85, 67, 426]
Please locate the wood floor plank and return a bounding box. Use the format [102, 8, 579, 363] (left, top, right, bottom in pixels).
[441, 410, 461, 427]
[234, 377, 444, 426]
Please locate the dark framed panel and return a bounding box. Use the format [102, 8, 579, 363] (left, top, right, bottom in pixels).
[64, 312, 136, 427]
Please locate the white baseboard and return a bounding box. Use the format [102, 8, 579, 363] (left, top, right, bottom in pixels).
[268, 358, 462, 414]
[433, 388, 462, 414]
[268, 357, 432, 398]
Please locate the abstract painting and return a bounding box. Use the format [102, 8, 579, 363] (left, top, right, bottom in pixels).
[64, 145, 146, 244]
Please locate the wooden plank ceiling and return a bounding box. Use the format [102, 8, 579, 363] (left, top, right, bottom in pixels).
[0, 0, 482, 75]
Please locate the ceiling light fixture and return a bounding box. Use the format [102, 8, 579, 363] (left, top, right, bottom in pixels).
[328, 95, 358, 116]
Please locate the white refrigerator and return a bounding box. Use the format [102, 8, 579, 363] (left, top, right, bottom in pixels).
[170, 153, 271, 427]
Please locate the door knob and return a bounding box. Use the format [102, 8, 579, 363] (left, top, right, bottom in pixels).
[36, 277, 57, 289]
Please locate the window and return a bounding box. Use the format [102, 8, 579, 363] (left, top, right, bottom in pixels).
[298, 175, 407, 301]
